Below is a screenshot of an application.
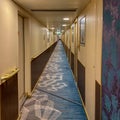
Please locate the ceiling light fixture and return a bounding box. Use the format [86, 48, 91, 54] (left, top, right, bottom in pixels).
[62, 24, 67, 27]
[63, 18, 70, 21]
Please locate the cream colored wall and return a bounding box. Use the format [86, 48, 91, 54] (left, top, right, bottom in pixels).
[46, 31, 57, 49]
[31, 18, 47, 58]
[61, 34, 65, 45]
[49, 31, 56, 46]
[85, 3, 96, 119]
[0, 0, 18, 75]
[95, 0, 102, 85]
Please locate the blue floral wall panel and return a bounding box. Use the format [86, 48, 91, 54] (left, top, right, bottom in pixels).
[102, 0, 120, 119]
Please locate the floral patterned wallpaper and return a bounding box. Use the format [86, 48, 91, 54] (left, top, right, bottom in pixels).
[102, 0, 120, 119]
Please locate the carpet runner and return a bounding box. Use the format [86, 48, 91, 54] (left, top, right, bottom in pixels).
[20, 40, 87, 120]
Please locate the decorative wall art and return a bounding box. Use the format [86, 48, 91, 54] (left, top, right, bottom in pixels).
[80, 17, 86, 46]
[71, 24, 74, 42]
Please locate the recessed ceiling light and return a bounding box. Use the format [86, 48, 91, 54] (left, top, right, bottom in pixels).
[62, 24, 67, 27]
[63, 18, 70, 21]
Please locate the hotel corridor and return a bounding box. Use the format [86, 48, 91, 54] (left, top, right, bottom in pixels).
[3, 0, 120, 119]
[20, 41, 87, 120]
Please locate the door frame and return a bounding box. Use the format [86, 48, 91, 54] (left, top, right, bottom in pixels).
[74, 19, 78, 80]
[18, 12, 31, 113]
[18, 14, 26, 110]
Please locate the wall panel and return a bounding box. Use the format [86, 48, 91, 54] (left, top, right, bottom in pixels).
[77, 60, 85, 104]
[71, 52, 74, 73]
[1, 74, 18, 120]
[95, 80, 101, 120]
[0, 0, 18, 75]
[31, 18, 47, 58]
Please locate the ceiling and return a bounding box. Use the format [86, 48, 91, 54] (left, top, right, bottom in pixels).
[13, 0, 90, 34]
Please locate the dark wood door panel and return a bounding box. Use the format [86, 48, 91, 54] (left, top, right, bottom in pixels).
[1, 74, 18, 120]
[71, 52, 74, 73]
[95, 80, 101, 120]
[77, 60, 85, 104]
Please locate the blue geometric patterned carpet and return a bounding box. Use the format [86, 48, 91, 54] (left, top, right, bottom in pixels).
[20, 41, 87, 120]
